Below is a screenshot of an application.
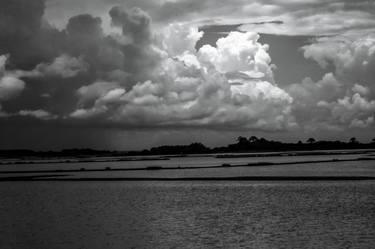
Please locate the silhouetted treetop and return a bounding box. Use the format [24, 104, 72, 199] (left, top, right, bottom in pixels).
[350, 137, 358, 144]
[307, 138, 316, 144]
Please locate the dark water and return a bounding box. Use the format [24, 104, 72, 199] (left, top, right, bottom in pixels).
[1, 181, 374, 249]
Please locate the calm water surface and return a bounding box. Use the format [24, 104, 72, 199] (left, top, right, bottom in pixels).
[1, 152, 373, 172]
[1, 181, 374, 249]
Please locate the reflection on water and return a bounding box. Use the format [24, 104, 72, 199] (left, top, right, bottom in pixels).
[0, 181, 374, 249]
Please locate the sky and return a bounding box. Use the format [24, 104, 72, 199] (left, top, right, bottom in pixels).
[0, 0, 374, 150]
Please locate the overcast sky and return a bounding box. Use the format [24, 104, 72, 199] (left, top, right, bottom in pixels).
[0, 0, 374, 150]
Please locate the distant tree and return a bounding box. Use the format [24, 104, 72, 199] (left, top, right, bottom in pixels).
[248, 136, 259, 143]
[349, 137, 358, 144]
[307, 138, 316, 144]
[297, 140, 303, 145]
[372, 138, 375, 143]
[237, 136, 248, 145]
[259, 137, 267, 143]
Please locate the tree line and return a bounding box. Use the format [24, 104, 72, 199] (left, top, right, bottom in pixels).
[1, 136, 374, 158]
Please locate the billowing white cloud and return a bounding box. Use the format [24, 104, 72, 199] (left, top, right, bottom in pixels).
[292, 32, 375, 131]
[303, 35, 375, 71]
[198, 32, 273, 82]
[161, 23, 203, 57]
[71, 22, 296, 131]
[302, 34, 375, 97]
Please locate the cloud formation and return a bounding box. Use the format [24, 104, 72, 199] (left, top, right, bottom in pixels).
[1, 0, 375, 149]
[0, 55, 25, 101]
[285, 33, 375, 130]
[71, 21, 295, 130]
[318, 93, 375, 128]
[34, 54, 88, 78]
[44, 0, 375, 37]
[0, 55, 25, 116]
[303, 34, 375, 93]
[18, 109, 57, 120]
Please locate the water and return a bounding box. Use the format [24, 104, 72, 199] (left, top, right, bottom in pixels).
[1, 151, 373, 172]
[1, 159, 375, 180]
[1, 152, 374, 248]
[1, 181, 374, 249]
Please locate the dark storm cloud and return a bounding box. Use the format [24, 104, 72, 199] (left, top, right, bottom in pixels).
[0, 0, 44, 37]
[110, 6, 152, 44]
[0, 0, 65, 70]
[0, 1, 158, 117]
[64, 14, 125, 74]
[0, 1, 94, 117]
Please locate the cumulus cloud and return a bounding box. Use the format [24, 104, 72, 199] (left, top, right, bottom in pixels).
[286, 68, 375, 130]
[1, 0, 374, 140]
[318, 93, 375, 128]
[34, 54, 88, 78]
[162, 23, 203, 56]
[284, 73, 345, 131]
[18, 109, 57, 120]
[352, 84, 370, 96]
[110, 6, 152, 45]
[302, 34, 375, 95]
[0, 75, 25, 101]
[198, 32, 274, 81]
[0, 55, 25, 101]
[13, 54, 88, 79]
[350, 116, 374, 128]
[289, 27, 375, 131]
[286, 73, 342, 106]
[69, 24, 296, 130]
[0, 54, 26, 118]
[303, 35, 375, 71]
